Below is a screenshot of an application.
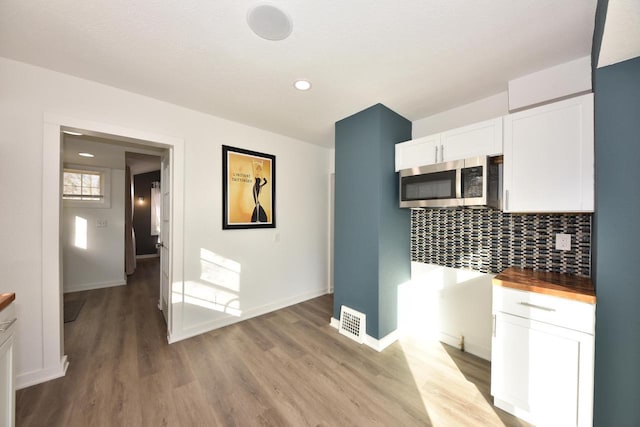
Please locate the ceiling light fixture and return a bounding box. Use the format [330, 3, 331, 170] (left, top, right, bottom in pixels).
[78, 152, 95, 158]
[63, 130, 83, 136]
[294, 79, 312, 91]
[247, 4, 292, 41]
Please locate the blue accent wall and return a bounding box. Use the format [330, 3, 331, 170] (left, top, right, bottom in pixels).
[593, 56, 640, 426]
[333, 104, 411, 339]
[591, 0, 609, 70]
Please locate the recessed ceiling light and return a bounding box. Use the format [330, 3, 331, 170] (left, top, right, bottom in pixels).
[247, 4, 292, 41]
[78, 152, 95, 158]
[63, 130, 83, 136]
[294, 80, 312, 91]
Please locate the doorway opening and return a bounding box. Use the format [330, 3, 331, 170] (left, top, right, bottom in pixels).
[40, 114, 184, 387]
[61, 133, 167, 322]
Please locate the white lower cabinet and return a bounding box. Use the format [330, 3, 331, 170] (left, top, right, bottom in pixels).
[0, 302, 16, 427]
[491, 286, 594, 426]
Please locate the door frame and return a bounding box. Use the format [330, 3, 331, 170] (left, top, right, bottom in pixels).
[41, 113, 184, 382]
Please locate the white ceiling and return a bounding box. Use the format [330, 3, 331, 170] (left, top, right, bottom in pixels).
[64, 134, 163, 174]
[0, 0, 597, 147]
[126, 152, 162, 176]
[598, 0, 640, 68]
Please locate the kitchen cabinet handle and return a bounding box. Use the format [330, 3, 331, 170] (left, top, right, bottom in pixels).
[518, 302, 556, 312]
[440, 145, 444, 162]
[492, 314, 496, 337]
[505, 189, 509, 210]
[435, 146, 438, 163]
[0, 318, 16, 332]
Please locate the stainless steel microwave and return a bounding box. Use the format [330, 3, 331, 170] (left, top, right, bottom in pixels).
[399, 156, 502, 209]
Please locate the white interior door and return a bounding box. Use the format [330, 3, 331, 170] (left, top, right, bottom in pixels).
[159, 151, 171, 323]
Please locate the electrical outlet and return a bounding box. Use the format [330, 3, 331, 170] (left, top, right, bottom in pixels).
[96, 219, 108, 228]
[555, 233, 571, 251]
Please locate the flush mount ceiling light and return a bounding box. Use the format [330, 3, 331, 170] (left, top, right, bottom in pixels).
[78, 152, 95, 158]
[63, 130, 83, 136]
[294, 79, 312, 91]
[247, 3, 292, 41]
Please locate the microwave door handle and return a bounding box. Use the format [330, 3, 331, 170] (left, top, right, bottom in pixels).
[456, 167, 462, 199]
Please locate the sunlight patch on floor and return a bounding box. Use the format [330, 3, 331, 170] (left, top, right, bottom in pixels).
[399, 338, 510, 427]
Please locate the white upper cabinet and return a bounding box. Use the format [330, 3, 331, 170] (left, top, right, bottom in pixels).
[395, 134, 440, 171]
[440, 117, 503, 162]
[395, 117, 503, 172]
[503, 93, 594, 213]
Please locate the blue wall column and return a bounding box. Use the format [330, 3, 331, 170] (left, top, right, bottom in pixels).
[593, 56, 640, 427]
[333, 104, 411, 340]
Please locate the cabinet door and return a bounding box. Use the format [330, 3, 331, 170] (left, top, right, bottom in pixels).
[0, 335, 14, 427]
[440, 117, 503, 161]
[503, 94, 594, 212]
[395, 134, 440, 171]
[492, 313, 592, 426]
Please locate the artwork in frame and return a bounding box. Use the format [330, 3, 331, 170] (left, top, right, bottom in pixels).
[222, 145, 276, 229]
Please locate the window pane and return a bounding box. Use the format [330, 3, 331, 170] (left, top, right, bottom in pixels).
[64, 172, 82, 187]
[63, 169, 103, 200]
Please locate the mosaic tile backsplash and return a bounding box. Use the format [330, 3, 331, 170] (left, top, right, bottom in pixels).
[411, 208, 592, 277]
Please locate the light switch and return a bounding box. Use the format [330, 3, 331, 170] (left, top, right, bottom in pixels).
[555, 233, 571, 251]
[96, 219, 108, 228]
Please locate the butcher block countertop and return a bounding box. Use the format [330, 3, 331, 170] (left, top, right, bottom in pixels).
[0, 293, 15, 312]
[493, 268, 596, 304]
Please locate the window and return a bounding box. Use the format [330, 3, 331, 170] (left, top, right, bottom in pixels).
[63, 169, 103, 201]
[62, 164, 111, 208]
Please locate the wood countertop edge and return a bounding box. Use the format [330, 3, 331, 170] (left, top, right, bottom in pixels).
[493, 279, 596, 304]
[0, 293, 15, 312]
[492, 267, 596, 304]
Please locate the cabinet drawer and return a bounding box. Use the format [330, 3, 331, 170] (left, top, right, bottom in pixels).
[493, 286, 594, 334]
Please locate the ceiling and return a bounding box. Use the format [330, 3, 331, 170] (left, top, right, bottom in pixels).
[0, 1, 597, 147]
[599, 0, 640, 68]
[64, 134, 163, 175]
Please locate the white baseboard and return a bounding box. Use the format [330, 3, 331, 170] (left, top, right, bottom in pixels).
[365, 329, 400, 352]
[16, 355, 68, 390]
[63, 280, 127, 294]
[494, 398, 536, 425]
[329, 317, 399, 352]
[438, 332, 491, 361]
[330, 317, 340, 329]
[136, 254, 159, 259]
[168, 288, 329, 344]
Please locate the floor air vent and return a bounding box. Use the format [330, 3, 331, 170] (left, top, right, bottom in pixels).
[339, 305, 366, 344]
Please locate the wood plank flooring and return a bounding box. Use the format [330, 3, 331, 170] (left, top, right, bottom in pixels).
[17, 258, 529, 426]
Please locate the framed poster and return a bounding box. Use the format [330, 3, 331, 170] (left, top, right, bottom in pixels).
[222, 145, 276, 229]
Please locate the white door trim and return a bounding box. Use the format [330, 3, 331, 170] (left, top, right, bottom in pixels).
[33, 113, 184, 388]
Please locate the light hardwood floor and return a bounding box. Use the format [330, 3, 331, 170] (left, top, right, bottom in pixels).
[17, 258, 529, 426]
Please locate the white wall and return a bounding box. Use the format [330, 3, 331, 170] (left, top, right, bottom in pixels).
[508, 56, 591, 111]
[398, 263, 493, 361]
[412, 92, 508, 139]
[62, 169, 126, 292]
[0, 57, 330, 388]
